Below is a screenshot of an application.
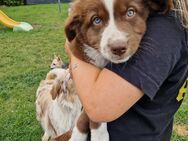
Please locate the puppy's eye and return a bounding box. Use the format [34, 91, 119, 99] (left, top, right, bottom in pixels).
[91, 16, 102, 25]
[127, 8, 136, 17]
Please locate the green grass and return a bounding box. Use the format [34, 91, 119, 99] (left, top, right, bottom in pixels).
[0, 4, 68, 141]
[173, 94, 188, 141]
[0, 4, 187, 141]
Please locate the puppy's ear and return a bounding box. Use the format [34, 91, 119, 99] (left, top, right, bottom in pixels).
[64, 15, 81, 42]
[166, 0, 173, 11]
[57, 56, 61, 61]
[146, 0, 160, 11]
[51, 80, 61, 100]
[147, 0, 173, 13]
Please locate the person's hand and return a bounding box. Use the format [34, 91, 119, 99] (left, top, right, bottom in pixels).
[64, 39, 73, 59]
[64, 39, 77, 77]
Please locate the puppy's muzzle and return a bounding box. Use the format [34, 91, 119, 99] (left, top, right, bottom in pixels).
[108, 40, 127, 56]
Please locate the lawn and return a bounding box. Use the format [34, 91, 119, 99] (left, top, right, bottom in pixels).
[0, 4, 187, 141]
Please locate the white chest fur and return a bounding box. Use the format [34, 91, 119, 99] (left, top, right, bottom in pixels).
[83, 45, 109, 68]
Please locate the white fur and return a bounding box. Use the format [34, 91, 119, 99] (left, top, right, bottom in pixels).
[47, 68, 67, 80]
[69, 126, 88, 141]
[42, 132, 50, 141]
[101, 0, 129, 63]
[36, 68, 82, 140]
[84, 44, 109, 68]
[91, 123, 109, 141]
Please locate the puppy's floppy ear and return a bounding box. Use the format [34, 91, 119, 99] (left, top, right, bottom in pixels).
[64, 15, 81, 42]
[57, 56, 61, 61]
[51, 80, 61, 100]
[146, 0, 173, 13]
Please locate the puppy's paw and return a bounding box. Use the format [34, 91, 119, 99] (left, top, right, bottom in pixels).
[69, 126, 88, 141]
[42, 132, 50, 141]
[91, 123, 109, 141]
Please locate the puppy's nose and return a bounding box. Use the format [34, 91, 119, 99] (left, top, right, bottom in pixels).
[110, 45, 127, 56]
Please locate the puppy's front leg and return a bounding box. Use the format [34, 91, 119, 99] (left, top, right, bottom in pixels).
[42, 132, 50, 141]
[90, 122, 109, 141]
[69, 111, 89, 141]
[69, 126, 88, 141]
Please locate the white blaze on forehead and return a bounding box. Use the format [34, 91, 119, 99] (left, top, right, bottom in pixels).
[103, 0, 114, 21]
[101, 0, 129, 63]
[102, 0, 122, 46]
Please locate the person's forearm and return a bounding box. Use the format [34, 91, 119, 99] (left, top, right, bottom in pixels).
[70, 56, 102, 119]
[70, 55, 144, 122]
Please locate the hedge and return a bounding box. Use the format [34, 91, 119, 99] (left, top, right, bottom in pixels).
[1, 0, 24, 6]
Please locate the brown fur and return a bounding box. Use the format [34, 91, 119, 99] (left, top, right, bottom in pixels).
[46, 73, 57, 80]
[51, 79, 62, 100]
[76, 111, 90, 133]
[51, 74, 77, 103]
[55, 130, 72, 141]
[145, 0, 173, 13]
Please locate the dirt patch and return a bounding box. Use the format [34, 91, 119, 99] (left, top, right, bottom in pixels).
[173, 124, 188, 137]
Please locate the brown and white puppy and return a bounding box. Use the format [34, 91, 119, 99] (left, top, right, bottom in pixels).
[64, 0, 172, 141]
[36, 68, 82, 141]
[65, 0, 150, 67]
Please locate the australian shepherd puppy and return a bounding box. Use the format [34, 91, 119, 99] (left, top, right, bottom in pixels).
[36, 68, 82, 141]
[64, 0, 172, 141]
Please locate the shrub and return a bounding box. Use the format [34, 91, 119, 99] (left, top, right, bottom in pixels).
[0, 0, 3, 5]
[1, 0, 24, 6]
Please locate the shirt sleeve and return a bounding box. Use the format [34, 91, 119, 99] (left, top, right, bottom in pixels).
[105, 14, 182, 100]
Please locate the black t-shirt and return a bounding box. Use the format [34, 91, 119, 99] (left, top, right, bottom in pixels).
[105, 12, 188, 141]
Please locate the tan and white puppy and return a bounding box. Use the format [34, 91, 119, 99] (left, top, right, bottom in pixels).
[36, 68, 82, 141]
[64, 0, 172, 141]
[50, 54, 64, 69]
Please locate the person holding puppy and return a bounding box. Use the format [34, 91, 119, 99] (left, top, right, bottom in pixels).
[65, 0, 188, 140]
